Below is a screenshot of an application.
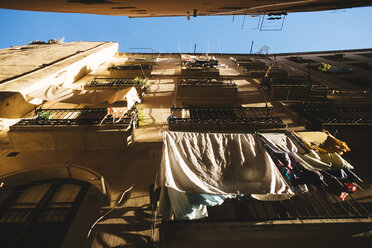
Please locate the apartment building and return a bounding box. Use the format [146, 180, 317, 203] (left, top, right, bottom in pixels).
[0, 42, 371, 247]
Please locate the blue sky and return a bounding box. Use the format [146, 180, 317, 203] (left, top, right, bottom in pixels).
[0, 6, 371, 53]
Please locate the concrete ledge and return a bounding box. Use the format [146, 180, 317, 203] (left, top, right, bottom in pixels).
[160, 219, 372, 248]
[108, 69, 151, 78]
[269, 86, 327, 100]
[8, 124, 134, 150]
[177, 87, 238, 99]
[181, 68, 220, 77]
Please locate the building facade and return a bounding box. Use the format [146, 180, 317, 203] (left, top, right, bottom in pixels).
[0, 42, 371, 247]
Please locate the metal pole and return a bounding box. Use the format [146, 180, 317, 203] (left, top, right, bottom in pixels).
[250, 41, 254, 54]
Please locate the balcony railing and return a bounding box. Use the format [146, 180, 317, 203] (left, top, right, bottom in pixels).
[124, 57, 156, 65]
[299, 107, 372, 128]
[169, 107, 286, 132]
[262, 77, 326, 88]
[13, 108, 137, 127]
[262, 78, 328, 101]
[86, 78, 144, 87]
[207, 187, 371, 222]
[108, 65, 152, 71]
[248, 67, 288, 79]
[84, 78, 147, 95]
[182, 58, 218, 69]
[178, 78, 236, 88]
[158, 185, 372, 247]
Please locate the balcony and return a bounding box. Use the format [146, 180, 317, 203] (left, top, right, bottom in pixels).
[178, 78, 236, 88]
[175, 78, 239, 107]
[84, 77, 147, 96]
[156, 130, 372, 248]
[262, 77, 328, 101]
[160, 187, 372, 248]
[8, 108, 138, 150]
[298, 106, 372, 129]
[124, 57, 157, 66]
[168, 107, 286, 132]
[181, 55, 220, 77]
[106, 64, 152, 78]
[286, 56, 315, 63]
[231, 58, 266, 71]
[248, 67, 288, 79]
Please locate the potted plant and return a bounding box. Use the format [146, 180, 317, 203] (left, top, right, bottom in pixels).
[334, 52, 345, 59]
[133, 77, 149, 94]
[107, 63, 117, 70]
[317, 63, 332, 72]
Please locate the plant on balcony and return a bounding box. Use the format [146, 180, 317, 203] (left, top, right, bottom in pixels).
[107, 63, 117, 71]
[334, 52, 345, 59]
[137, 107, 148, 127]
[289, 55, 299, 61]
[36, 111, 51, 120]
[317, 63, 332, 72]
[85, 80, 94, 86]
[133, 77, 148, 86]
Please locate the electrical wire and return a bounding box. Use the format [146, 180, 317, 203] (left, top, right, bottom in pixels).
[85, 184, 134, 247]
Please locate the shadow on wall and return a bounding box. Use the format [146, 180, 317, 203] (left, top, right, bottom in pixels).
[91, 204, 154, 248]
[0, 92, 36, 118]
[74, 65, 92, 82]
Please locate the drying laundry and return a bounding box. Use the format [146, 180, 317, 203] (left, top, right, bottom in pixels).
[155, 131, 293, 220]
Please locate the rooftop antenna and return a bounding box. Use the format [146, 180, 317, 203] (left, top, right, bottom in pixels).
[249, 41, 254, 54]
[260, 12, 286, 31]
[242, 14, 261, 30]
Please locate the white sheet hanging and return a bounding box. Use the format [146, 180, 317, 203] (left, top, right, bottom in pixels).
[156, 131, 293, 219]
[156, 131, 292, 195]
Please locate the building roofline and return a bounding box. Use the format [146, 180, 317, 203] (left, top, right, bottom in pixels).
[119, 48, 372, 57]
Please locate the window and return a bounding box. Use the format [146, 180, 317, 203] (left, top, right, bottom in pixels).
[0, 180, 89, 248]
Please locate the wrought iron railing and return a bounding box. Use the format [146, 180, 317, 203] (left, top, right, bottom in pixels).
[207, 187, 372, 221]
[109, 65, 152, 70]
[182, 59, 218, 68]
[178, 78, 236, 87]
[262, 77, 327, 88]
[236, 61, 266, 70]
[169, 107, 286, 131]
[300, 107, 372, 127]
[13, 108, 137, 126]
[230, 58, 254, 63]
[126, 57, 156, 63]
[86, 78, 146, 88]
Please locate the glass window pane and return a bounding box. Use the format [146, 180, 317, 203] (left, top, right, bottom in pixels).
[38, 208, 69, 222]
[50, 184, 81, 203]
[16, 184, 52, 204]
